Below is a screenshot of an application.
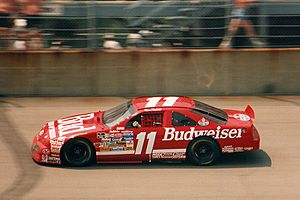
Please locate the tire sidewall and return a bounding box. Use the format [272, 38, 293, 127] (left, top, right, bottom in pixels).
[187, 137, 220, 166]
[61, 138, 95, 167]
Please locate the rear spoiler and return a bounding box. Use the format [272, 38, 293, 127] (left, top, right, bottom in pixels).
[245, 105, 255, 120]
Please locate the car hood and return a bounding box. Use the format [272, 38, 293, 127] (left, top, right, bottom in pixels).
[44, 111, 107, 139]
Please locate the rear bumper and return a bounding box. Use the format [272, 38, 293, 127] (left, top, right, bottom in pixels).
[251, 125, 260, 150]
[221, 125, 260, 153]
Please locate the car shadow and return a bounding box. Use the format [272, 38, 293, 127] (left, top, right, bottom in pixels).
[42, 150, 271, 170]
[215, 150, 272, 168]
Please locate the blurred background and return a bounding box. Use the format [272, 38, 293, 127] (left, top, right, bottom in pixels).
[0, 0, 299, 97]
[0, 2, 300, 199]
[0, 0, 300, 50]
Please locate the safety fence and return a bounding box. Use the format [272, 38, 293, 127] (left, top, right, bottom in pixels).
[0, 0, 300, 50]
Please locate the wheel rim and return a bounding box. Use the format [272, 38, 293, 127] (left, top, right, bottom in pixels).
[194, 141, 214, 162]
[66, 142, 90, 164]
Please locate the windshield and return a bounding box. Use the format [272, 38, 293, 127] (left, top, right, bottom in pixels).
[102, 100, 136, 128]
[192, 100, 228, 123]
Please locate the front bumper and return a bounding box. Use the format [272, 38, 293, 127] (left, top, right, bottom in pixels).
[32, 135, 61, 165]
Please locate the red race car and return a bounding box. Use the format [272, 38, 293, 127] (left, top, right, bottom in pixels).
[32, 96, 260, 166]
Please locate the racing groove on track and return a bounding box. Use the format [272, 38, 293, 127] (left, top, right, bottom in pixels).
[0, 101, 42, 199]
[0, 96, 299, 200]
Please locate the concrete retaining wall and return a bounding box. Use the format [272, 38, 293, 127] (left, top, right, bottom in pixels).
[0, 49, 299, 96]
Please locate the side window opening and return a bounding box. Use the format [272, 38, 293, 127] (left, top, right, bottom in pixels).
[126, 115, 141, 128]
[191, 109, 227, 124]
[141, 113, 163, 127]
[126, 113, 163, 128]
[172, 112, 197, 126]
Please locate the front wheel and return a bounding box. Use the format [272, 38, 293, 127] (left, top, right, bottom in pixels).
[187, 137, 220, 166]
[61, 138, 95, 167]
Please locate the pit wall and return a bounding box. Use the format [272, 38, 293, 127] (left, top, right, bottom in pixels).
[0, 49, 299, 96]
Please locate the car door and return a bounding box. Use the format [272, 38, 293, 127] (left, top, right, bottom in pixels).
[151, 109, 199, 161]
[124, 111, 166, 162]
[96, 111, 166, 162]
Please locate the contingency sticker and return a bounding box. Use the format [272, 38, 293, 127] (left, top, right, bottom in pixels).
[232, 114, 251, 121]
[198, 117, 209, 126]
[152, 149, 186, 159]
[50, 137, 66, 154]
[96, 131, 134, 155]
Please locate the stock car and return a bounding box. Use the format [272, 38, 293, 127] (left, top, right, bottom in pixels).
[32, 96, 260, 166]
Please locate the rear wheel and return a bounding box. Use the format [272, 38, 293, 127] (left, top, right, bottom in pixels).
[61, 138, 95, 167]
[187, 137, 220, 166]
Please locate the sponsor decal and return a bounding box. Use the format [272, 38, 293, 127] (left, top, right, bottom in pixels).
[123, 137, 133, 141]
[116, 127, 125, 131]
[110, 146, 124, 151]
[57, 113, 96, 137]
[222, 146, 245, 153]
[94, 142, 102, 148]
[152, 152, 186, 159]
[162, 126, 243, 141]
[222, 145, 234, 153]
[144, 108, 162, 112]
[244, 147, 254, 151]
[123, 132, 133, 136]
[125, 146, 134, 151]
[126, 141, 134, 146]
[100, 147, 110, 152]
[231, 114, 251, 121]
[50, 137, 65, 153]
[96, 131, 135, 154]
[113, 133, 123, 138]
[111, 137, 121, 142]
[234, 147, 244, 152]
[198, 118, 209, 126]
[48, 156, 60, 163]
[152, 149, 186, 159]
[101, 138, 111, 142]
[97, 132, 106, 139]
[109, 130, 120, 134]
[50, 153, 60, 158]
[123, 132, 134, 141]
[41, 154, 48, 162]
[42, 149, 50, 155]
[125, 141, 134, 150]
[51, 147, 60, 154]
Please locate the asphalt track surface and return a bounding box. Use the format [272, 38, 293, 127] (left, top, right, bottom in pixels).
[0, 96, 299, 200]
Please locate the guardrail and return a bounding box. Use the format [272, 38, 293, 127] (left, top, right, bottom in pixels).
[0, 48, 299, 96]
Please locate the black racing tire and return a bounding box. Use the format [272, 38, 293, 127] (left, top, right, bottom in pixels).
[187, 137, 220, 166]
[61, 138, 95, 167]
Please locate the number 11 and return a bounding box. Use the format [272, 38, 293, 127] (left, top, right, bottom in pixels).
[145, 97, 179, 108]
[135, 132, 156, 155]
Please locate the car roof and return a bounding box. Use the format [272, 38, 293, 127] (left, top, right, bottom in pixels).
[132, 96, 195, 111]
